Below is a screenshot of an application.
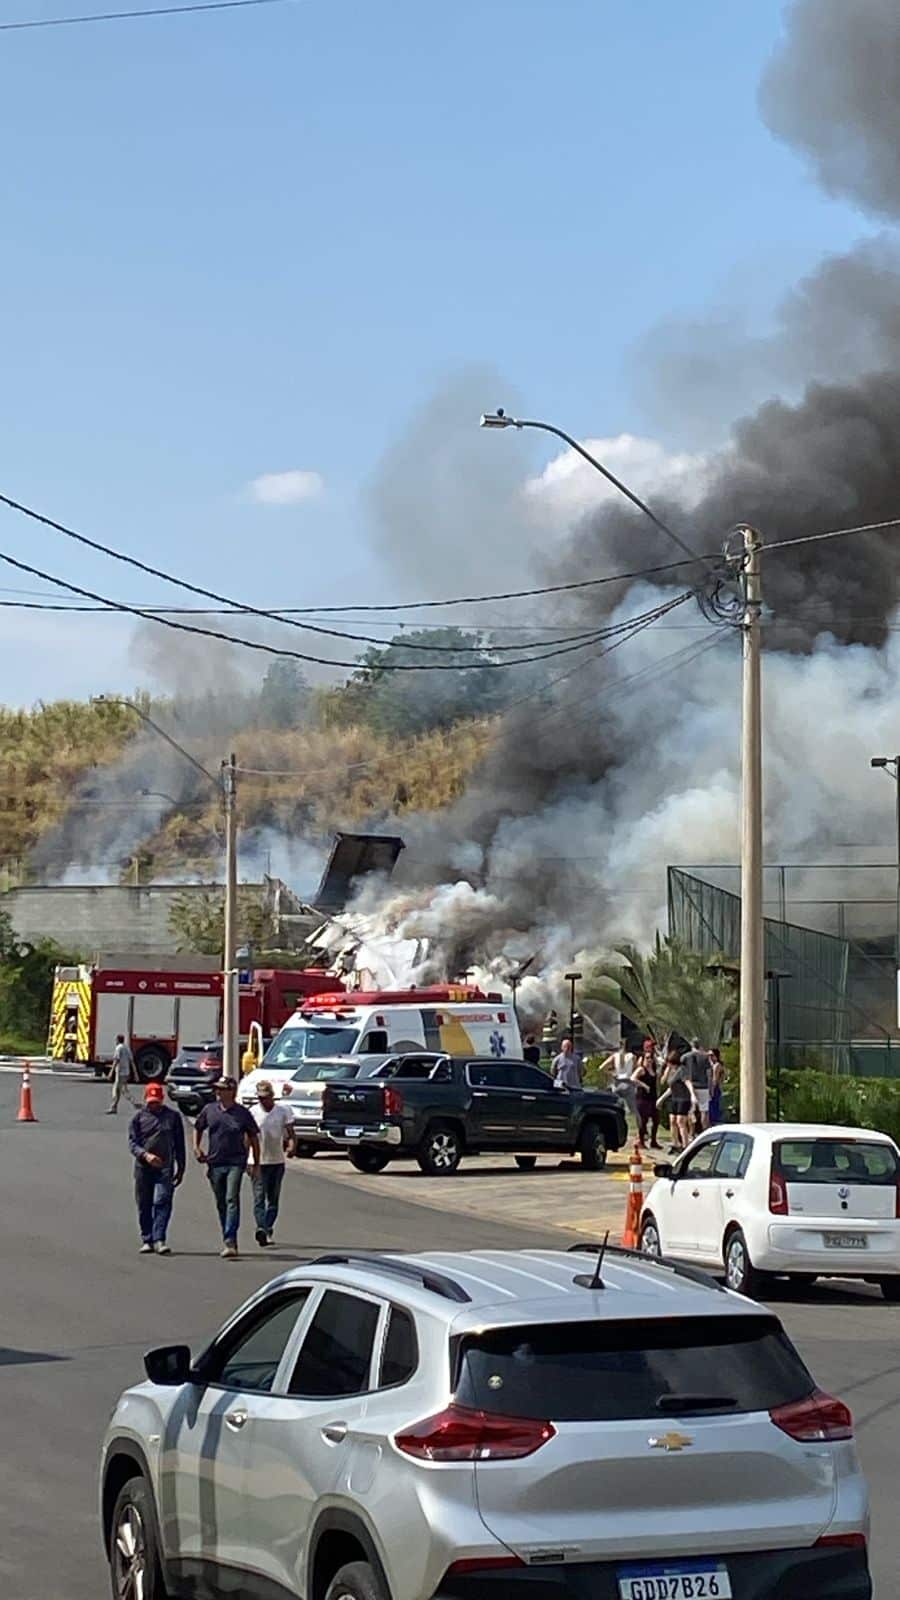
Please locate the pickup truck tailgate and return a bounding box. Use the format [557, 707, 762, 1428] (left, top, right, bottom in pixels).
[323, 1081, 388, 1124]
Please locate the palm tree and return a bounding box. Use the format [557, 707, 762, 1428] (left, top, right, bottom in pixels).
[587, 933, 736, 1048]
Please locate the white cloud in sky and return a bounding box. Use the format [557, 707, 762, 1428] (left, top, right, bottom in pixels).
[523, 432, 715, 522]
[249, 469, 325, 505]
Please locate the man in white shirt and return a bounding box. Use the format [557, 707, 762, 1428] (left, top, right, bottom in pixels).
[249, 1080, 295, 1247]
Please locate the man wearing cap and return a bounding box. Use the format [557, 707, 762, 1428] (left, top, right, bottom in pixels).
[128, 1082, 186, 1255]
[248, 1079, 296, 1247]
[193, 1076, 260, 1259]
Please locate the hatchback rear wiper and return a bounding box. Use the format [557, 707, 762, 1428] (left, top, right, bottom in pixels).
[656, 1394, 737, 1412]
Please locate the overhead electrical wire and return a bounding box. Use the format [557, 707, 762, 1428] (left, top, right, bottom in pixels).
[0, 489, 723, 618]
[0, 0, 289, 29]
[766, 515, 900, 553]
[0, 542, 693, 672]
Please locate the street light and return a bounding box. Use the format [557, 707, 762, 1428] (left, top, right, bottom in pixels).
[871, 756, 900, 1026]
[564, 970, 582, 1043]
[481, 408, 766, 1120]
[92, 696, 240, 1078]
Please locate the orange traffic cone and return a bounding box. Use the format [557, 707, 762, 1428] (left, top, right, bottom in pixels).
[621, 1141, 644, 1248]
[17, 1061, 38, 1123]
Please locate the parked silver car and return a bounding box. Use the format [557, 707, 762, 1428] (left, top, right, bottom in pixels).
[100, 1247, 871, 1600]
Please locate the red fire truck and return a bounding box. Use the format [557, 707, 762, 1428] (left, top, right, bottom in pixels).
[48, 956, 342, 1080]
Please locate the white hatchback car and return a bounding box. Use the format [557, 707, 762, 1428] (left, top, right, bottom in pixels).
[640, 1122, 900, 1300]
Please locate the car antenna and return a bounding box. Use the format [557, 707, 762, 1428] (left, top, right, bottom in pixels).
[573, 1230, 609, 1291]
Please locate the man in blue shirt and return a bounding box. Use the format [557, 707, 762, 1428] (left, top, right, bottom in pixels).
[128, 1082, 186, 1255]
[193, 1076, 260, 1259]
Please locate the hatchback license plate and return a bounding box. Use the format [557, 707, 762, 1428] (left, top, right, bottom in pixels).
[825, 1232, 867, 1249]
[617, 1562, 731, 1599]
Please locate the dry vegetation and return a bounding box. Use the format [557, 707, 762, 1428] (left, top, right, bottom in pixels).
[130, 718, 494, 877]
[0, 700, 138, 877]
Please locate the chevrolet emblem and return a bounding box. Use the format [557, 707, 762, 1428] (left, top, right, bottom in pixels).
[648, 1432, 694, 1453]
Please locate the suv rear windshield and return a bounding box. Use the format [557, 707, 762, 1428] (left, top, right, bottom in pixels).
[776, 1138, 897, 1185]
[455, 1316, 813, 1421]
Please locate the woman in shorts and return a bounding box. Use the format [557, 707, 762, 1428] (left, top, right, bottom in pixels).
[658, 1048, 697, 1151]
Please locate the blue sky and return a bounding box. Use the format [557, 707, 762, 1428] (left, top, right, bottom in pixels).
[0, 0, 869, 701]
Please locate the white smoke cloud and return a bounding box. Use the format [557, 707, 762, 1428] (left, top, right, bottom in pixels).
[249, 470, 325, 505]
[524, 434, 716, 522]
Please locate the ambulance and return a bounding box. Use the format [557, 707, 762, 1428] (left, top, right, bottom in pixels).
[256, 984, 522, 1074]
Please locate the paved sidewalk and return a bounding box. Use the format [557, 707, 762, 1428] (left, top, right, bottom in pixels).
[288, 1147, 656, 1241]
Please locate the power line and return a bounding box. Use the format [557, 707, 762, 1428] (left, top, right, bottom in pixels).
[0, 0, 289, 30]
[497, 589, 704, 721]
[0, 542, 685, 672]
[767, 515, 900, 553]
[0, 489, 721, 619]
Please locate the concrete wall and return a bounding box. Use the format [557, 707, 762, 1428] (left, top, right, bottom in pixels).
[1, 883, 259, 958]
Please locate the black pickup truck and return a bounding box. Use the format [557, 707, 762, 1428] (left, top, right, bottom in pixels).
[320, 1053, 628, 1176]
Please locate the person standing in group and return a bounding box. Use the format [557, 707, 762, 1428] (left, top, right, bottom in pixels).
[106, 1033, 137, 1115]
[658, 1048, 697, 1151]
[522, 1033, 542, 1067]
[600, 1038, 636, 1114]
[193, 1076, 260, 1259]
[128, 1082, 185, 1255]
[249, 1079, 295, 1248]
[708, 1047, 725, 1125]
[631, 1043, 660, 1149]
[552, 1037, 583, 1091]
[681, 1038, 712, 1129]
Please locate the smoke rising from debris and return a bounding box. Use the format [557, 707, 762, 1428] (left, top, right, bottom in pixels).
[30, 0, 900, 1027]
[332, 0, 900, 1014]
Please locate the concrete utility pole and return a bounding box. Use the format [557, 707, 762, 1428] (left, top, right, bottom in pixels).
[222, 753, 239, 1081]
[869, 755, 900, 1026]
[739, 525, 766, 1121]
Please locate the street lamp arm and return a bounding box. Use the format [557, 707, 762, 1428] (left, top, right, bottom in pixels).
[92, 696, 220, 791]
[482, 411, 703, 567]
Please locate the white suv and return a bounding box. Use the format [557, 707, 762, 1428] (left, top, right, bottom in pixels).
[640, 1121, 900, 1300]
[100, 1247, 871, 1600]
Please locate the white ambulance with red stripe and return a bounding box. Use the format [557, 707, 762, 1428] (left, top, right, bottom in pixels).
[256, 984, 522, 1074]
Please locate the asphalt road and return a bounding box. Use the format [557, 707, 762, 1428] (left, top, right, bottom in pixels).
[2, 1074, 899, 1599]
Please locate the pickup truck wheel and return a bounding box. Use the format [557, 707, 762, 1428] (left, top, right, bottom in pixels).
[417, 1123, 463, 1176]
[348, 1148, 391, 1174]
[579, 1122, 608, 1171]
[514, 1155, 538, 1171]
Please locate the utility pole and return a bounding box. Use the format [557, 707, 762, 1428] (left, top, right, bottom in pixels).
[222, 753, 239, 1081]
[739, 525, 766, 1120]
[869, 755, 900, 1026]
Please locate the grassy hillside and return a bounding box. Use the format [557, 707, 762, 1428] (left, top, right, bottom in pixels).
[0, 700, 139, 879]
[142, 718, 494, 877]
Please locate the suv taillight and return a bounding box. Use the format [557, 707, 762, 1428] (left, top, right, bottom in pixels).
[395, 1404, 555, 1461]
[770, 1389, 853, 1442]
[383, 1086, 404, 1117]
[769, 1160, 788, 1215]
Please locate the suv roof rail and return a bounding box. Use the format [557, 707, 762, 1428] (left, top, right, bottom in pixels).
[567, 1242, 724, 1293]
[311, 1252, 472, 1304]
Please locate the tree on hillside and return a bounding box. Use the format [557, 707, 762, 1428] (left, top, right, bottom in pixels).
[588, 934, 736, 1048]
[318, 629, 509, 736]
[168, 887, 277, 957]
[259, 660, 310, 730]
